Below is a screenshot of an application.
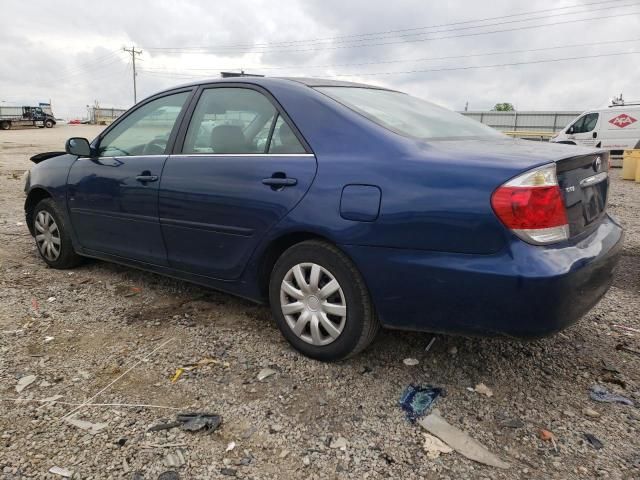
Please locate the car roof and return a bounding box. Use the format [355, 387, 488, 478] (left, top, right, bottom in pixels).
[156, 76, 394, 94]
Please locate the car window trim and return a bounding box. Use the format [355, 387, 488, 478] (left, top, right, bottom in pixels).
[91, 87, 197, 158]
[172, 82, 313, 156]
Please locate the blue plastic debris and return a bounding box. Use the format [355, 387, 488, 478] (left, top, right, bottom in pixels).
[589, 384, 634, 406]
[399, 384, 443, 422]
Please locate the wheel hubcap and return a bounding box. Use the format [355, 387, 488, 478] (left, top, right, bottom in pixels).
[280, 263, 347, 346]
[34, 211, 61, 261]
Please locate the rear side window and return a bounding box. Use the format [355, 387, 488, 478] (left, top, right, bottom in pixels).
[316, 86, 502, 139]
[268, 116, 306, 154]
[183, 88, 284, 154]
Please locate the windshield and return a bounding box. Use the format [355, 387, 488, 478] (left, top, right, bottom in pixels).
[316, 87, 502, 140]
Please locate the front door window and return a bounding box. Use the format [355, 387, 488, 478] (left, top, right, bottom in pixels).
[99, 92, 190, 157]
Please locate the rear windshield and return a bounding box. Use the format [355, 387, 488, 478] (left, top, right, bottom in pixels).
[316, 86, 502, 140]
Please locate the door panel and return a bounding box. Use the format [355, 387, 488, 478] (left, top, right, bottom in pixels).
[67, 90, 191, 264]
[159, 154, 316, 279]
[67, 156, 168, 263]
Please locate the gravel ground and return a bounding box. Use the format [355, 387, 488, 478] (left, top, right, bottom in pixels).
[1, 126, 639, 480]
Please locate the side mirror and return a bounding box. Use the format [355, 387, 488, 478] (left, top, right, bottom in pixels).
[65, 137, 92, 157]
[592, 131, 598, 139]
[567, 126, 574, 135]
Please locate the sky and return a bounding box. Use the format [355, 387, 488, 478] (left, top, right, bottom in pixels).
[0, 0, 639, 118]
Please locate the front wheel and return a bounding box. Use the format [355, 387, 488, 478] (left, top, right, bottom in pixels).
[269, 240, 379, 361]
[45, 120, 54, 128]
[32, 198, 82, 269]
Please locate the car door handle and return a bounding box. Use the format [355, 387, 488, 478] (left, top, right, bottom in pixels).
[136, 175, 159, 183]
[262, 177, 297, 187]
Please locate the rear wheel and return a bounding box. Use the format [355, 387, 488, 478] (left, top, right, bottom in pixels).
[269, 240, 379, 361]
[32, 198, 82, 269]
[0, 121, 10, 130]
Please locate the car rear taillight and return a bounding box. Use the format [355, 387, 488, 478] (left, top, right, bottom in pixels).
[491, 164, 569, 245]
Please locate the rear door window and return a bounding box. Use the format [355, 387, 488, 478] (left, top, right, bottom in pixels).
[183, 88, 278, 154]
[268, 116, 306, 154]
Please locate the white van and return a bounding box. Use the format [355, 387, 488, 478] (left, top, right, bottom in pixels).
[551, 105, 640, 159]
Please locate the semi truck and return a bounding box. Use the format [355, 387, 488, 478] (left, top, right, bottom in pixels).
[0, 105, 56, 130]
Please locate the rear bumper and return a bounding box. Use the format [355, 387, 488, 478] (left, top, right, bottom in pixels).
[342, 214, 623, 338]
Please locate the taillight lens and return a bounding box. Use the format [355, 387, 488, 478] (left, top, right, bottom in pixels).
[491, 164, 569, 245]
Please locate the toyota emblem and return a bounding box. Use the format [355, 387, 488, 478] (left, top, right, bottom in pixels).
[593, 156, 602, 172]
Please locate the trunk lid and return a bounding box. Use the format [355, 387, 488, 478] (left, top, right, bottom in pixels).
[556, 152, 609, 237]
[423, 138, 610, 239]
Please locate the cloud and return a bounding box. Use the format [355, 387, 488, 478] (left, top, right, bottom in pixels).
[0, 0, 638, 118]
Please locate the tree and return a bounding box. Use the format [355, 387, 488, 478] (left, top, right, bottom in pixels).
[492, 102, 515, 111]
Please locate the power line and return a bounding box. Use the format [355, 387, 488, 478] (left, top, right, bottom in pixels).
[139, 37, 640, 73]
[123, 46, 142, 103]
[137, 50, 640, 80]
[329, 50, 640, 77]
[144, 0, 633, 51]
[143, 9, 640, 55]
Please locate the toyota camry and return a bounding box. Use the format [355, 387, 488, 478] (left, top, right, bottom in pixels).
[24, 77, 623, 361]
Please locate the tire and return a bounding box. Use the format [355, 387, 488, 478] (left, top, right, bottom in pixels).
[32, 198, 82, 269]
[269, 240, 379, 361]
[0, 121, 10, 130]
[45, 120, 54, 128]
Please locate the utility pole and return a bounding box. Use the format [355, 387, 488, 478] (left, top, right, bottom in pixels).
[123, 45, 142, 104]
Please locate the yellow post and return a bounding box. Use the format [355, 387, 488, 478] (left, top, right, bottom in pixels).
[622, 150, 640, 180]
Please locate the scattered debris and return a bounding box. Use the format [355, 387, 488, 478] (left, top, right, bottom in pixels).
[302, 455, 311, 466]
[15, 374, 36, 393]
[158, 470, 180, 480]
[177, 412, 222, 432]
[422, 432, 453, 459]
[170, 357, 228, 383]
[473, 383, 494, 397]
[47, 296, 56, 303]
[424, 337, 437, 352]
[330, 436, 348, 450]
[226, 441, 236, 452]
[257, 368, 277, 381]
[63, 417, 108, 435]
[448, 346, 458, 356]
[418, 413, 509, 469]
[539, 429, 554, 441]
[140, 443, 188, 449]
[403, 358, 419, 366]
[49, 466, 73, 477]
[584, 433, 604, 450]
[399, 384, 443, 422]
[164, 450, 186, 468]
[44, 336, 54, 343]
[279, 449, 290, 458]
[616, 343, 640, 357]
[589, 384, 634, 406]
[220, 468, 237, 477]
[612, 324, 640, 335]
[116, 437, 128, 447]
[582, 408, 600, 418]
[539, 428, 558, 451]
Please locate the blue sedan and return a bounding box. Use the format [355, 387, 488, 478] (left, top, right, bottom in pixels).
[24, 77, 623, 361]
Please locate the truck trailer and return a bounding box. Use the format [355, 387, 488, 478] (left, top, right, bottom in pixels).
[0, 106, 56, 130]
